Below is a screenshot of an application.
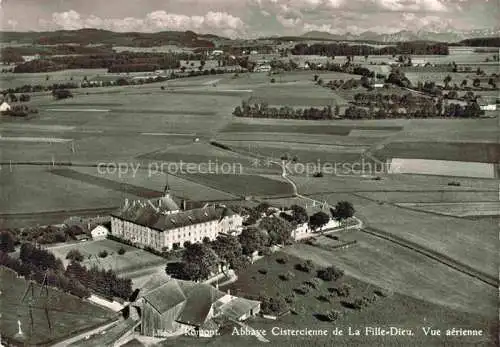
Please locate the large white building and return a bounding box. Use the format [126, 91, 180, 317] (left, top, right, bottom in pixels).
[110, 192, 243, 251]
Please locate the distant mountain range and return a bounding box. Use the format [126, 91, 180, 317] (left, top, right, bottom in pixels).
[0, 28, 499, 47]
[301, 27, 500, 43]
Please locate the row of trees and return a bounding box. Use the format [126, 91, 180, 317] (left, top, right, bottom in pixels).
[353, 92, 434, 108]
[344, 101, 482, 119]
[291, 42, 449, 56]
[233, 100, 337, 120]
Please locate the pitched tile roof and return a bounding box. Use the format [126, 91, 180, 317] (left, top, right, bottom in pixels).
[139, 275, 225, 327]
[112, 203, 236, 232]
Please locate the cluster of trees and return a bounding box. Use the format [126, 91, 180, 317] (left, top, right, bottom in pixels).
[307, 201, 355, 231]
[0, 251, 91, 298]
[291, 42, 448, 56]
[0, 243, 132, 300]
[386, 69, 412, 88]
[52, 89, 73, 100]
[233, 100, 336, 120]
[65, 261, 132, 300]
[12, 52, 205, 73]
[0, 225, 85, 247]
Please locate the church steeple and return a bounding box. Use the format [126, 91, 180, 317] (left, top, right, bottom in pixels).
[164, 175, 170, 197]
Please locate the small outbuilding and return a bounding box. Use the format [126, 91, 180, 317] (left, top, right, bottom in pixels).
[0, 101, 11, 112]
[91, 225, 109, 240]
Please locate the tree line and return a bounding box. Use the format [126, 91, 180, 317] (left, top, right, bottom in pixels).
[12, 52, 204, 73]
[344, 102, 482, 119]
[233, 100, 337, 120]
[291, 42, 449, 56]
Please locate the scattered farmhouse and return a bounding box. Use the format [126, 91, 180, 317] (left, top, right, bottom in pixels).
[91, 225, 109, 240]
[0, 101, 11, 112]
[411, 59, 428, 67]
[110, 189, 243, 251]
[254, 64, 271, 72]
[133, 274, 260, 337]
[477, 96, 497, 111]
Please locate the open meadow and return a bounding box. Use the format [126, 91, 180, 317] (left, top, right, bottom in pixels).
[47, 239, 167, 286]
[306, 191, 497, 280]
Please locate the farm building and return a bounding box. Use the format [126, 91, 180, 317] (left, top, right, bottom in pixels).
[91, 225, 109, 240]
[134, 274, 260, 337]
[477, 96, 497, 111]
[411, 59, 428, 67]
[0, 101, 11, 112]
[254, 64, 271, 72]
[110, 189, 243, 251]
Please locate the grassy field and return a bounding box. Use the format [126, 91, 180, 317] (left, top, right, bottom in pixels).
[0, 166, 139, 214]
[394, 202, 500, 217]
[47, 239, 166, 276]
[308, 192, 498, 279]
[221, 122, 403, 135]
[356, 190, 499, 203]
[283, 233, 496, 317]
[216, 132, 381, 146]
[181, 173, 294, 197]
[376, 141, 500, 163]
[0, 266, 115, 346]
[71, 166, 239, 202]
[0, 69, 108, 88]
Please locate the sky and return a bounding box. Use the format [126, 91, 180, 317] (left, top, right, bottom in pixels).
[0, 0, 498, 38]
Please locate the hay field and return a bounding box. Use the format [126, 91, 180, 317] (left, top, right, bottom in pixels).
[283, 233, 496, 318]
[377, 142, 500, 163]
[310, 192, 498, 279]
[71, 166, 238, 202]
[0, 166, 139, 214]
[181, 173, 294, 197]
[0, 69, 108, 88]
[216, 132, 380, 146]
[394, 202, 500, 217]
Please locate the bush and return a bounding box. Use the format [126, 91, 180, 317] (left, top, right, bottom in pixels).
[317, 295, 330, 303]
[304, 278, 321, 290]
[317, 266, 344, 281]
[260, 295, 289, 315]
[295, 260, 314, 273]
[326, 310, 341, 322]
[335, 283, 352, 297]
[98, 250, 108, 258]
[258, 269, 268, 275]
[270, 78, 276, 83]
[294, 285, 310, 295]
[66, 249, 84, 262]
[276, 256, 288, 264]
[285, 293, 296, 304]
[117, 247, 126, 255]
[279, 271, 295, 281]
